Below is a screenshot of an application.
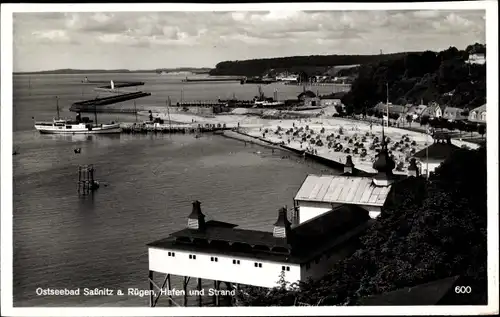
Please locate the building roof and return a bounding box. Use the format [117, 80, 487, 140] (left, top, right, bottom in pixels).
[355, 276, 459, 306]
[408, 104, 428, 115]
[373, 103, 408, 115]
[471, 104, 486, 113]
[413, 141, 461, 160]
[422, 103, 443, 115]
[298, 90, 317, 99]
[147, 204, 372, 264]
[294, 174, 392, 207]
[169, 222, 292, 249]
[443, 106, 466, 118]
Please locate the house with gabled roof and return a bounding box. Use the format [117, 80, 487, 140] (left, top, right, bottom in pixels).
[442, 106, 467, 121]
[421, 103, 444, 118]
[468, 104, 486, 123]
[407, 104, 428, 119]
[372, 103, 409, 117]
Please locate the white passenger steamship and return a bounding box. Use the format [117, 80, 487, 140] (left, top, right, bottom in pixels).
[34, 99, 121, 134]
[34, 118, 121, 134]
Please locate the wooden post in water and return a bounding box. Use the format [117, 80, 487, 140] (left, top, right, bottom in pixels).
[78, 164, 96, 195]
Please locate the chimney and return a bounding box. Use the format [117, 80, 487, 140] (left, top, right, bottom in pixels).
[407, 158, 420, 177]
[273, 207, 291, 238]
[344, 155, 355, 174]
[187, 200, 206, 230]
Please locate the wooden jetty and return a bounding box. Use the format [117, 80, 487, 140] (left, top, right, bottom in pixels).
[120, 122, 233, 134]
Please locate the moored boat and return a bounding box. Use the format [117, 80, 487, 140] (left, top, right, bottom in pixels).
[34, 119, 121, 134]
[34, 97, 121, 134]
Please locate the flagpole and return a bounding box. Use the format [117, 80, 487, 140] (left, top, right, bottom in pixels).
[386, 82, 389, 127]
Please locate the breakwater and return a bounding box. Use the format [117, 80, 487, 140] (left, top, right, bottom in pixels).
[182, 77, 243, 82]
[70, 92, 152, 112]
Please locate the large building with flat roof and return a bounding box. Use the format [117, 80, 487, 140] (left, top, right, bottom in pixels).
[147, 201, 373, 297]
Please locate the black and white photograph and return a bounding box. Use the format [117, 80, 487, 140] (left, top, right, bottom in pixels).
[1, 1, 498, 316]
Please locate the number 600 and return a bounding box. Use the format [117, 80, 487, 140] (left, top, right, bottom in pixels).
[455, 286, 472, 293]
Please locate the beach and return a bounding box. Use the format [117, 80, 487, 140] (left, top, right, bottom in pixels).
[143, 109, 480, 174]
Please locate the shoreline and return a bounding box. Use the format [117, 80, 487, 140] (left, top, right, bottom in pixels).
[143, 110, 481, 174]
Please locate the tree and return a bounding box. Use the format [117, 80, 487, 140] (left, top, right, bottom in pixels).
[477, 124, 486, 139]
[341, 44, 485, 113]
[406, 114, 413, 127]
[456, 120, 466, 138]
[420, 115, 430, 126]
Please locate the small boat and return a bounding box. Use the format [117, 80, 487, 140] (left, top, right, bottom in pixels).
[34, 98, 121, 134]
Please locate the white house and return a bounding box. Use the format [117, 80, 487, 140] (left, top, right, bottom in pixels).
[468, 104, 486, 123]
[442, 106, 467, 121]
[422, 103, 443, 118]
[413, 133, 460, 177]
[147, 200, 373, 305]
[466, 53, 486, 65]
[294, 174, 391, 222]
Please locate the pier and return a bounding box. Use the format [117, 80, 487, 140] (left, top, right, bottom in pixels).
[120, 122, 232, 134]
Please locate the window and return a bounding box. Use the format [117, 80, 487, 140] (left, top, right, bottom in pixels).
[232, 259, 240, 265]
[189, 254, 196, 260]
[210, 257, 218, 262]
[167, 252, 175, 257]
[281, 266, 290, 271]
[254, 262, 262, 268]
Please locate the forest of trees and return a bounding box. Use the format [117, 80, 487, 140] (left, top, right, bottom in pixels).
[236, 145, 487, 306]
[341, 44, 486, 114]
[209, 52, 413, 77]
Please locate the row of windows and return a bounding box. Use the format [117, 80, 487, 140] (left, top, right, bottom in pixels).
[304, 253, 331, 271]
[166, 252, 290, 271]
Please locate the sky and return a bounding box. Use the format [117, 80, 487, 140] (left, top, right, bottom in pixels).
[12, 10, 486, 72]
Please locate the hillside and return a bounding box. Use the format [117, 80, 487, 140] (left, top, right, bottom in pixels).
[209, 52, 418, 77]
[341, 43, 486, 112]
